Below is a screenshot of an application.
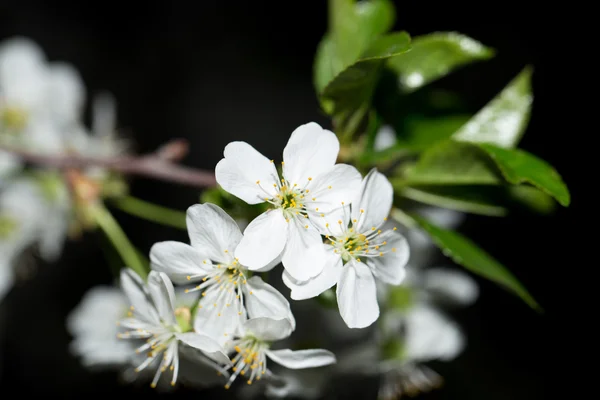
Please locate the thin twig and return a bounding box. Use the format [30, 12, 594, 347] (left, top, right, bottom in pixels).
[0, 140, 217, 188]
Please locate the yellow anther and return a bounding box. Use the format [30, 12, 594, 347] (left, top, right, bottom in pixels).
[186, 275, 191, 280]
[371, 227, 376, 231]
[392, 248, 397, 252]
[247, 380, 252, 385]
[184, 289, 189, 293]
[357, 258, 361, 262]
[270, 159, 274, 163]
[384, 217, 388, 221]
[360, 209, 364, 213]
[393, 227, 397, 231]
[281, 161, 285, 165]
[379, 252, 383, 256]
[338, 220, 342, 224]
[235, 346, 242, 353]
[321, 213, 325, 217]
[328, 186, 332, 189]
[256, 180, 260, 184]
[308, 177, 312, 181]
[305, 225, 308, 228]
[150, 383, 157, 388]
[249, 291, 253, 295]
[312, 197, 316, 201]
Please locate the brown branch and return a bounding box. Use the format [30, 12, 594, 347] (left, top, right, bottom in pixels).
[0, 140, 217, 188]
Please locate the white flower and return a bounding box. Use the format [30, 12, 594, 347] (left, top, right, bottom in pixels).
[222, 316, 336, 389]
[283, 169, 410, 328]
[373, 125, 397, 151]
[0, 178, 69, 298]
[66, 285, 135, 368]
[151, 203, 295, 346]
[0, 37, 85, 154]
[215, 122, 361, 281]
[117, 269, 230, 388]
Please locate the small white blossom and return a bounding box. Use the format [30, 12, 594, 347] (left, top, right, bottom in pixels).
[66, 285, 135, 368]
[215, 122, 361, 281]
[283, 169, 410, 328]
[222, 316, 336, 390]
[151, 203, 295, 346]
[118, 269, 230, 388]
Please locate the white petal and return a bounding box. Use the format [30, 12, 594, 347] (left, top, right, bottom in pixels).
[242, 317, 293, 342]
[251, 251, 283, 272]
[119, 268, 159, 324]
[215, 141, 278, 205]
[176, 332, 230, 365]
[281, 218, 325, 281]
[0, 258, 15, 301]
[423, 268, 479, 305]
[236, 210, 288, 270]
[374, 125, 397, 151]
[370, 231, 409, 285]
[404, 304, 465, 362]
[245, 276, 295, 329]
[46, 62, 85, 124]
[150, 241, 212, 284]
[193, 288, 245, 347]
[282, 122, 339, 185]
[186, 203, 243, 262]
[66, 286, 126, 336]
[266, 349, 336, 369]
[306, 164, 362, 213]
[282, 245, 343, 300]
[147, 271, 176, 325]
[351, 169, 393, 233]
[336, 260, 379, 328]
[0, 37, 47, 108]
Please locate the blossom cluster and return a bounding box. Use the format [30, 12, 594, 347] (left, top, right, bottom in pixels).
[78, 122, 410, 391]
[0, 37, 124, 299]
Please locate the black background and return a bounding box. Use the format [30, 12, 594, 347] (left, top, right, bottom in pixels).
[0, 1, 575, 398]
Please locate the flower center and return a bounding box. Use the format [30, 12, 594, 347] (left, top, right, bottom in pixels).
[224, 336, 268, 389]
[0, 106, 28, 132]
[185, 253, 249, 319]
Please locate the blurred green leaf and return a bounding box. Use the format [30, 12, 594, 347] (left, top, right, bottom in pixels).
[395, 210, 541, 311]
[321, 31, 412, 117]
[388, 31, 494, 92]
[316, 287, 338, 309]
[400, 140, 502, 185]
[479, 144, 570, 206]
[381, 338, 406, 361]
[396, 185, 557, 216]
[398, 186, 508, 216]
[315, 0, 396, 95]
[508, 186, 556, 214]
[387, 285, 413, 310]
[454, 67, 533, 148]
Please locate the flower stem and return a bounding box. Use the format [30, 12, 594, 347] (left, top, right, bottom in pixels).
[91, 204, 149, 280]
[109, 195, 187, 230]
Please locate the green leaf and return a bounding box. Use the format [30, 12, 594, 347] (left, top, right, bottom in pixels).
[109, 195, 187, 230]
[397, 185, 557, 216]
[508, 186, 556, 214]
[394, 209, 541, 311]
[398, 186, 508, 216]
[400, 140, 502, 186]
[388, 32, 494, 92]
[316, 287, 338, 309]
[479, 144, 570, 206]
[454, 67, 533, 148]
[321, 31, 412, 116]
[315, 0, 396, 94]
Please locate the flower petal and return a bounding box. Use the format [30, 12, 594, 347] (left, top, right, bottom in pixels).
[46, 62, 85, 124]
[176, 332, 231, 365]
[309, 204, 350, 237]
[119, 268, 159, 324]
[215, 141, 278, 205]
[282, 122, 339, 185]
[404, 304, 465, 362]
[281, 218, 325, 281]
[369, 231, 409, 285]
[147, 271, 176, 325]
[242, 317, 293, 342]
[282, 245, 343, 300]
[351, 169, 393, 233]
[186, 203, 243, 262]
[423, 268, 479, 305]
[236, 210, 288, 270]
[266, 349, 336, 369]
[306, 164, 362, 213]
[336, 260, 379, 328]
[150, 241, 212, 284]
[245, 276, 295, 329]
[193, 287, 245, 347]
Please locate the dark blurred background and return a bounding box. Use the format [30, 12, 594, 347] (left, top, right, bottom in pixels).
[0, 1, 573, 398]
